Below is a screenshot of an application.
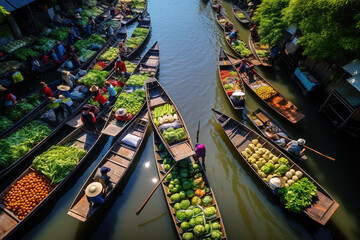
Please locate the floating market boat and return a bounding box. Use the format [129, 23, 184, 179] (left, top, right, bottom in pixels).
[232, 5, 249, 24]
[217, 47, 246, 110]
[102, 42, 160, 137]
[225, 52, 305, 123]
[125, 11, 151, 59]
[247, 108, 307, 161]
[67, 109, 149, 222]
[248, 34, 272, 67]
[210, 0, 220, 9]
[0, 112, 108, 239]
[215, 13, 261, 66]
[121, 0, 148, 25]
[146, 78, 195, 161]
[153, 131, 227, 239]
[212, 109, 339, 225]
[0, 87, 92, 181]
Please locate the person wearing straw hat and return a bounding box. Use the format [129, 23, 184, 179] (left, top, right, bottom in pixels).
[57, 84, 71, 99]
[269, 176, 285, 195]
[94, 166, 113, 195]
[59, 94, 73, 115]
[75, 13, 83, 29]
[115, 108, 133, 121]
[286, 138, 306, 156]
[86, 182, 104, 206]
[90, 85, 109, 110]
[61, 70, 75, 88]
[48, 97, 65, 122]
[40, 82, 53, 98]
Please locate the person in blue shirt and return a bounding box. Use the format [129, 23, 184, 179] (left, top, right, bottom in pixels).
[86, 23, 92, 36]
[229, 29, 238, 44]
[67, 30, 75, 45]
[51, 49, 59, 62]
[85, 182, 104, 206]
[103, 81, 117, 101]
[286, 138, 306, 156]
[94, 166, 112, 195]
[70, 23, 78, 38]
[56, 41, 66, 59]
[106, 25, 114, 38]
[57, 85, 71, 98]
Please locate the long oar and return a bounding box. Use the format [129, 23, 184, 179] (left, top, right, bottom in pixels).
[275, 134, 335, 161]
[196, 121, 200, 143]
[136, 163, 178, 215]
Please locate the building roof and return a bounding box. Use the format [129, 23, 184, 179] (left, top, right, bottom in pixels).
[334, 80, 360, 108]
[0, 0, 35, 12]
[343, 59, 359, 77]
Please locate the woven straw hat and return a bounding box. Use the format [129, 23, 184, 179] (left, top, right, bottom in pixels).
[57, 85, 70, 91]
[90, 85, 99, 92]
[85, 182, 103, 197]
[116, 108, 127, 116]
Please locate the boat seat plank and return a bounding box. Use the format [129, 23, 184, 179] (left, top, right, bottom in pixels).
[149, 96, 166, 107]
[170, 142, 195, 161]
[66, 113, 83, 128]
[111, 145, 135, 159]
[107, 154, 131, 167]
[305, 190, 335, 221]
[0, 211, 20, 238]
[102, 124, 124, 136]
[255, 112, 269, 123]
[102, 161, 126, 183]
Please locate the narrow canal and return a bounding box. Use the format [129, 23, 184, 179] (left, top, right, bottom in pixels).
[9, 0, 359, 239]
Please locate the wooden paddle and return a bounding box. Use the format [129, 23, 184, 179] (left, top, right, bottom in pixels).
[136, 163, 177, 215]
[196, 121, 200, 143]
[275, 134, 335, 161]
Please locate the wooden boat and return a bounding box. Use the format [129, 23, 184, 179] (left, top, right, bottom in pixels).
[248, 34, 272, 67]
[121, 0, 148, 25]
[67, 109, 149, 222]
[0, 112, 108, 239]
[146, 78, 195, 161]
[125, 11, 151, 59]
[212, 109, 339, 225]
[153, 131, 227, 239]
[0, 87, 92, 181]
[247, 108, 307, 161]
[86, 24, 128, 72]
[210, 0, 220, 9]
[101, 42, 160, 137]
[0, 78, 62, 139]
[215, 13, 260, 66]
[232, 5, 249, 24]
[227, 53, 305, 123]
[217, 47, 246, 110]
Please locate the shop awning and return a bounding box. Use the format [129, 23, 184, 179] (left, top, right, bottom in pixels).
[0, 0, 35, 12]
[334, 80, 360, 108]
[343, 59, 359, 77]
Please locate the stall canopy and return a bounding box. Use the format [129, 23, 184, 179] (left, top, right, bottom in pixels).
[0, 0, 35, 12]
[343, 59, 359, 77]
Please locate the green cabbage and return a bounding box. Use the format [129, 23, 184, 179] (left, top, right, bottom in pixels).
[204, 206, 216, 218]
[193, 225, 205, 237]
[180, 199, 190, 210]
[180, 221, 190, 231]
[202, 196, 213, 207]
[182, 232, 194, 240]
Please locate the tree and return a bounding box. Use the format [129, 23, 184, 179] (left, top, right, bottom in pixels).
[282, 0, 360, 60]
[252, 0, 290, 47]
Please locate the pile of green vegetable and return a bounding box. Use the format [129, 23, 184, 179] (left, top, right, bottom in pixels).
[125, 61, 136, 73]
[126, 28, 149, 52]
[13, 48, 40, 61]
[79, 49, 96, 60]
[0, 116, 13, 132]
[231, 40, 252, 57]
[113, 89, 146, 115]
[256, 49, 269, 58]
[0, 37, 32, 53]
[163, 127, 186, 144]
[105, 20, 119, 28]
[3, 92, 42, 122]
[88, 93, 109, 107]
[236, 12, 246, 19]
[78, 70, 108, 87]
[99, 47, 119, 61]
[0, 121, 51, 167]
[152, 103, 176, 126]
[157, 145, 224, 240]
[48, 27, 68, 40]
[132, 0, 146, 9]
[0, 60, 23, 75]
[32, 39, 56, 53]
[74, 34, 105, 51]
[126, 74, 149, 87]
[32, 145, 86, 183]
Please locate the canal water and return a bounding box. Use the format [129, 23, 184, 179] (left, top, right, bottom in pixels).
[8, 0, 359, 239]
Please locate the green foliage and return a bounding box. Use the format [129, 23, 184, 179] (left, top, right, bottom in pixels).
[113, 89, 146, 115]
[0, 117, 13, 132]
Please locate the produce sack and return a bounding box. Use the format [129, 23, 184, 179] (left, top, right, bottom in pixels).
[122, 133, 141, 147]
[65, 61, 74, 69]
[159, 120, 181, 132]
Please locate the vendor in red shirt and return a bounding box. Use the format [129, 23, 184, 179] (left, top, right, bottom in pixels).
[40, 82, 53, 98]
[90, 85, 109, 110]
[1, 87, 18, 107]
[115, 108, 133, 121]
[114, 57, 130, 78]
[81, 106, 99, 136]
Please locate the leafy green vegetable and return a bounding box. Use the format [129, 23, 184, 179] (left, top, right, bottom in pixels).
[78, 70, 109, 87]
[204, 206, 216, 217]
[113, 89, 146, 115]
[126, 74, 149, 87]
[202, 196, 213, 207]
[74, 34, 105, 51]
[124, 61, 136, 73]
[193, 225, 205, 237]
[182, 232, 194, 240]
[260, 162, 275, 174]
[211, 230, 223, 240]
[99, 47, 119, 61]
[232, 40, 252, 57]
[126, 28, 149, 52]
[32, 145, 86, 183]
[0, 116, 13, 132]
[163, 127, 186, 144]
[48, 27, 68, 40]
[13, 48, 40, 61]
[180, 199, 190, 210]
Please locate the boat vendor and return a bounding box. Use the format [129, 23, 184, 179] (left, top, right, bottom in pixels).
[250, 25, 259, 40]
[81, 105, 99, 136]
[59, 94, 73, 115]
[109, 5, 116, 17]
[217, 4, 222, 14]
[61, 70, 75, 88]
[249, 9, 254, 19]
[230, 91, 245, 107]
[75, 13, 83, 29]
[67, 30, 76, 45]
[224, 21, 233, 32]
[229, 29, 238, 44]
[105, 24, 115, 38]
[88, 16, 96, 27]
[94, 166, 112, 195]
[48, 97, 65, 122]
[85, 22, 92, 36]
[56, 41, 66, 60]
[85, 182, 104, 206]
[103, 81, 117, 101]
[10, 67, 27, 97]
[57, 85, 71, 98]
[118, 42, 127, 58]
[286, 138, 306, 156]
[40, 82, 53, 98]
[1, 87, 18, 108]
[90, 85, 109, 110]
[70, 23, 79, 38]
[115, 57, 130, 78]
[269, 176, 285, 195]
[195, 143, 206, 168]
[51, 49, 61, 64]
[83, 104, 99, 117]
[115, 108, 133, 121]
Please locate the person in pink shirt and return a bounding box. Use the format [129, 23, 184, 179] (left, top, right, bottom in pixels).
[195, 143, 206, 168]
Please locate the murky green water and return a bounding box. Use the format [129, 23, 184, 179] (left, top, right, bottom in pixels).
[6, 0, 360, 239]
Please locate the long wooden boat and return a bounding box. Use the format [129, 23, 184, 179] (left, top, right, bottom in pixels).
[0, 87, 92, 181]
[146, 78, 195, 161]
[215, 13, 260, 66]
[153, 131, 227, 239]
[125, 11, 151, 59]
[217, 47, 246, 110]
[226, 53, 305, 123]
[210, 0, 220, 9]
[247, 108, 307, 161]
[101, 42, 160, 137]
[67, 109, 149, 222]
[0, 112, 108, 239]
[248, 34, 272, 67]
[212, 109, 339, 225]
[121, 0, 148, 25]
[0, 78, 62, 139]
[232, 5, 249, 24]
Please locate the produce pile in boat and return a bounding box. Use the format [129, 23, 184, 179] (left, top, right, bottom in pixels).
[74, 34, 106, 52]
[218, 18, 228, 25]
[3, 171, 55, 220]
[220, 70, 242, 94]
[241, 139, 317, 213]
[0, 121, 51, 167]
[253, 85, 276, 100]
[13, 48, 40, 61]
[32, 37, 56, 53]
[113, 89, 146, 115]
[0, 37, 32, 53]
[32, 145, 86, 183]
[0, 117, 13, 132]
[126, 28, 149, 53]
[81, 6, 103, 26]
[125, 61, 136, 73]
[236, 12, 246, 19]
[0, 60, 23, 75]
[256, 49, 269, 58]
[157, 143, 224, 240]
[132, 0, 146, 9]
[230, 40, 251, 57]
[48, 27, 68, 40]
[99, 47, 119, 61]
[78, 70, 109, 87]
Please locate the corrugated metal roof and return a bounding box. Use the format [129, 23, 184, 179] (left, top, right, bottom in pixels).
[347, 75, 360, 92]
[0, 0, 35, 12]
[0, 0, 15, 12]
[334, 81, 360, 108]
[343, 59, 360, 77]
